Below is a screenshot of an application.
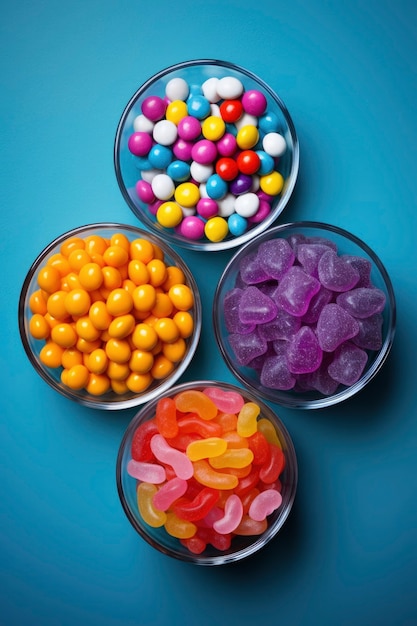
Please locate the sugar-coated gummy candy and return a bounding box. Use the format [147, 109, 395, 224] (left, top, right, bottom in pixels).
[222, 232, 387, 395]
[129, 389, 287, 555]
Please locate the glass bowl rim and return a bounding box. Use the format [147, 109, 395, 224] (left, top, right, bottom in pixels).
[113, 58, 300, 252]
[212, 220, 396, 409]
[116, 378, 298, 565]
[18, 221, 202, 411]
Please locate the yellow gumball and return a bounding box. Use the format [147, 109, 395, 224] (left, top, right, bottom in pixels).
[259, 171, 284, 196]
[202, 115, 226, 141]
[204, 217, 229, 242]
[236, 125, 259, 150]
[156, 202, 183, 228]
[174, 183, 200, 208]
[165, 100, 188, 124]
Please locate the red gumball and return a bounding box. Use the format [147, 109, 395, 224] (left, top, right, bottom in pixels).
[237, 150, 261, 175]
[216, 157, 239, 181]
[219, 99, 243, 123]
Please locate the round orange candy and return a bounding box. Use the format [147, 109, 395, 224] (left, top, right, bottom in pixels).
[132, 284, 156, 312]
[60, 236, 85, 257]
[46, 290, 69, 320]
[154, 317, 180, 343]
[150, 354, 175, 379]
[162, 266, 186, 290]
[29, 313, 50, 340]
[86, 348, 108, 374]
[68, 249, 92, 272]
[108, 314, 135, 339]
[66, 364, 89, 390]
[106, 360, 130, 381]
[86, 373, 111, 396]
[126, 371, 153, 393]
[78, 262, 104, 291]
[129, 349, 154, 374]
[39, 341, 64, 368]
[111, 379, 129, 395]
[147, 259, 168, 287]
[173, 311, 194, 338]
[162, 337, 187, 362]
[47, 253, 71, 277]
[75, 316, 101, 342]
[105, 338, 131, 363]
[29, 289, 48, 315]
[128, 259, 150, 285]
[65, 289, 91, 317]
[131, 323, 158, 351]
[84, 235, 107, 256]
[102, 266, 122, 291]
[151, 293, 173, 318]
[106, 288, 133, 316]
[168, 284, 194, 311]
[37, 266, 61, 294]
[103, 245, 129, 268]
[61, 348, 83, 369]
[88, 301, 113, 330]
[51, 323, 78, 348]
[110, 232, 130, 251]
[130, 238, 154, 263]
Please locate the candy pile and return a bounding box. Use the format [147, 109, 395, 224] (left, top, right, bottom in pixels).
[28, 232, 196, 396]
[128, 75, 288, 242]
[127, 387, 286, 555]
[223, 233, 386, 394]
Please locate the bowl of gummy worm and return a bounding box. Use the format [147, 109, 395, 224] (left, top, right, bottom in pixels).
[114, 59, 299, 251]
[18, 223, 202, 410]
[213, 221, 396, 409]
[116, 380, 298, 565]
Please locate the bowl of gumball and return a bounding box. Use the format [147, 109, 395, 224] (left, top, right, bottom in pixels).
[116, 380, 298, 565]
[213, 221, 396, 409]
[114, 59, 299, 251]
[18, 223, 202, 410]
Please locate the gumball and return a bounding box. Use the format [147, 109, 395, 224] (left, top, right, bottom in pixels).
[178, 116, 201, 141]
[187, 95, 211, 119]
[242, 90, 267, 116]
[191, 139, 217, 165]
[148, 144, 173, 169]
[220, 99, 243, 123]
[196, 197, 218, 219]
[165, 77, 190, 101]
[259, 111, 280, 133]
[151, 174, 175, 200]
[128, 132, 153, 157]
[234, 192, 260, 217]
[178, 216, 206, 240]
[204, 216, 229, 242]
[236, 150, 261, 175]
[205, 174, 228, 200]
[173, 138, 194, 161]
[256, 150, 275, 176]
[216, 133, 237, 157]
[228, 213, 248, 237]
[141, 95, 166, 121]
[216, 157, 239, 181]
[262, 132, 286, 157]
[201, 77, 220, 103]
[156, 202, 183, 228]
[259, 171, 284, 196]
[236, 125, 259, 150]
[136, 179, 156, 204]
[217, 76, 244, 99]
[165, 100, 188, 125]
[174, 182, 200, 208]
[153, 120, 178, 146]
[167, 160, 191, 182]
[201, 115, 226, 141]
[190, 161, 213, 183]
[230, 174, 253, 195]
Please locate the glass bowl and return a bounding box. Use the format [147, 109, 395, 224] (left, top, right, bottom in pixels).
[18, 223, 202, 410]
[114, 59, 299, 251]
[116, 380, 297, 565]
[213, 221, 396, 409]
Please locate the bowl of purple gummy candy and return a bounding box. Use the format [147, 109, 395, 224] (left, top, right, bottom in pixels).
[116, 380, 298, 565]
[114, 59, 299, 251]
[213, 222, 396, 409]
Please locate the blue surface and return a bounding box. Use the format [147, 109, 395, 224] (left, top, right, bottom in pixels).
[1, 1, 416, 624]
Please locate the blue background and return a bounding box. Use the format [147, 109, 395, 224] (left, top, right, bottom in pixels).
[1, 1, 416, 625]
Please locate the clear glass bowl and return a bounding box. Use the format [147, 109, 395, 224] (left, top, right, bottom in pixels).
[116, 380, 298, 565]
[114, 59, 299, 251]
[213, 222, 396, 409]
[18, 223, 202, 410]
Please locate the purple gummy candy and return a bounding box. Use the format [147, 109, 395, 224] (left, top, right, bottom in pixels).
[327, 342, 368, 386]
[248, 343, 277, 371]
[239, 286, 278, 324]
[301, 285, 333, 324]
[286, 233, 307, 252]
[258, 238, 295, 280]
[297, 243, 334, 276]
[341, 255, 372, 287]
[336, 287, 386, 319]
[258, 281, 280, 298]
[306, 235, 338, 251]
[352, 314, 384, 351]
[239, 253, 270, 284]
[223, 288, 256, 334]
[306, 353, 340, 396]
[260, 354, 296, 390]
[273, 266, 321, 317]
[318, 249, 360, 292]
[316, 303, 360, 352]
[229, 329, 268, 366]
[258, 307, 301, 341]
[286, 326, 323, 374]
